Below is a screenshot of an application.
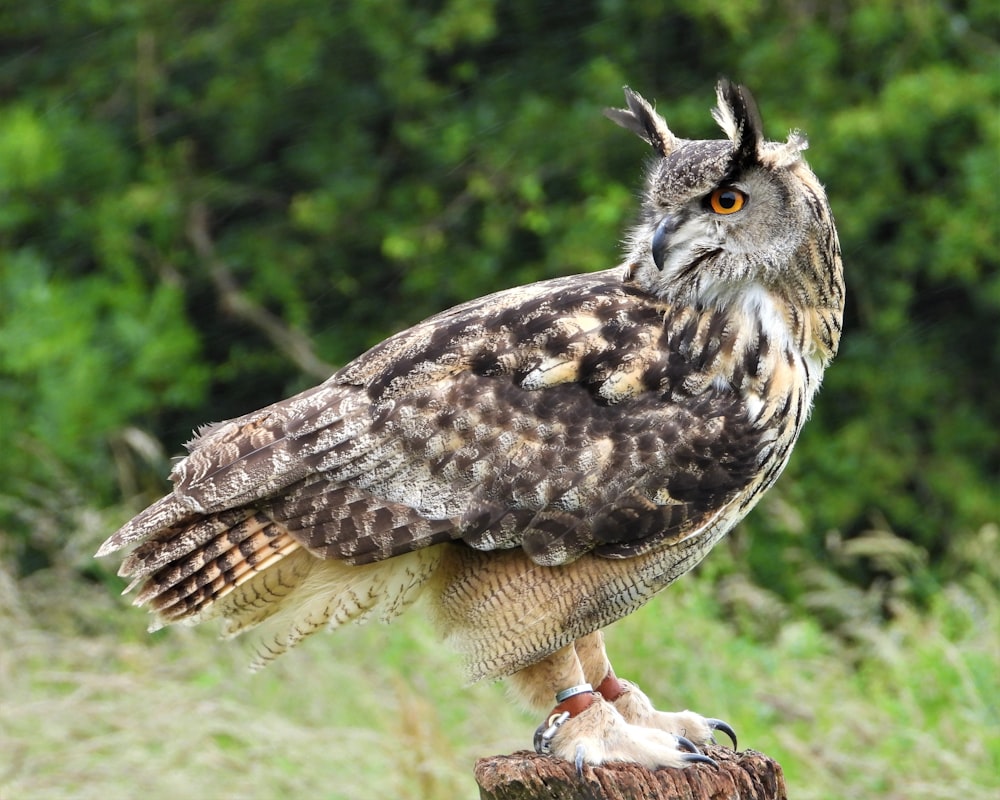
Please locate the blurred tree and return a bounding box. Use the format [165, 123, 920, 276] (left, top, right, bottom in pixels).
[0, 0, 996, 600]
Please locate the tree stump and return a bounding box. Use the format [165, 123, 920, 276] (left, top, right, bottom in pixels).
[475, 747, 786, 800]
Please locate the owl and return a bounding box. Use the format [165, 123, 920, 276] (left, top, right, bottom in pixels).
[98, 80, 844, 770]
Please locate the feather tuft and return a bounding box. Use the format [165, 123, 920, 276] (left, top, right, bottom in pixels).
[604, 87, 678, 157]
[712, 79, 763, 169]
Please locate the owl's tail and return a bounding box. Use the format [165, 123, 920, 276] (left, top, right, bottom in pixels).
[98, 494, 443, 669]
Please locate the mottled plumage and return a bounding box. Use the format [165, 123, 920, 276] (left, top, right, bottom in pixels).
[99, 80, 844, 768]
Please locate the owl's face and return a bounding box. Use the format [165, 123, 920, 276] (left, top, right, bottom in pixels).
[607, 82, 835, 311]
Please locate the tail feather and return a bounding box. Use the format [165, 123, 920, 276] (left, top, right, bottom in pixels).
[132, 514, 283, 608]
[96, 494, 197, 558]
[121, 508, 253, 582]
[98, 491, 446, 667]
[144, 531, 301, 624]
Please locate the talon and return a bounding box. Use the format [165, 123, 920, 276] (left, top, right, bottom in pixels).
[682, 752, 718, 768]
[707, 718, 738, 750]
[674, 734, 701, 754]
[535, 687, 597, 757]
[534, 710, 570, 755]
[574, 744, 586, 776]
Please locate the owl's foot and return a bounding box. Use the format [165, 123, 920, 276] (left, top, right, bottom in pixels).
[533, 685, 717, 771]
[596, 670, 737, 749]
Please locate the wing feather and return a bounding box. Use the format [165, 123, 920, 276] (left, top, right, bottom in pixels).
[102, 268, 774, 600]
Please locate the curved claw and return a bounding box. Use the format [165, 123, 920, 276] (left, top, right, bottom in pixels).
[706, 718, 738, 750]
[674, 734, 701, 754]
[534, 711, 570, 754]
[574, 744, 586, 777]
[532, 722, 546, 753]
[682, 752, 719, 768]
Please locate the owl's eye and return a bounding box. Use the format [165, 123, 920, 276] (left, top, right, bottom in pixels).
[707, 187, 747, 215]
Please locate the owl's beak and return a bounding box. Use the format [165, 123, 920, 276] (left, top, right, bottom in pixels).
[651, 215, 679, 271]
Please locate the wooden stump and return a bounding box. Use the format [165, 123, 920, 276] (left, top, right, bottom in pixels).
[475, 747, 786, 800]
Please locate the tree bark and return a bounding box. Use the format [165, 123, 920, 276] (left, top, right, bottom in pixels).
[475, 747, 786, 800]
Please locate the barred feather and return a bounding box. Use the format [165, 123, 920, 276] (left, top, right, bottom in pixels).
[98, 81, 843, 688]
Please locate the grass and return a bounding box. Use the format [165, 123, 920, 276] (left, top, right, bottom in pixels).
[1, 515, 998, 799]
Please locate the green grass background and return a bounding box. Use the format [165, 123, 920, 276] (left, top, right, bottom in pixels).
[2, 511, 997, 799]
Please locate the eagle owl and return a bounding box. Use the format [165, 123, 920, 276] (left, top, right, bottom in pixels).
[98, 81, 844, 769]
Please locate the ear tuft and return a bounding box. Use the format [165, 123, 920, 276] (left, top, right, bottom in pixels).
[765, 129, 809, 169]
[604, 87, 678, 157]
[712, 79, 763, 167]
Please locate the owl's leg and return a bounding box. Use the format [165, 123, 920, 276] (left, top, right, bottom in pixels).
[506, 639, 717, 770]
[574, 630, 737, 750]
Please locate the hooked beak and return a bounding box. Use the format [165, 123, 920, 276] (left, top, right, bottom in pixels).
[651, 215, 679, 271]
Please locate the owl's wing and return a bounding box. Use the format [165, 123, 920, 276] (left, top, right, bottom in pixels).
[103, 269, 765, 576]
[325, 269, 765, 565]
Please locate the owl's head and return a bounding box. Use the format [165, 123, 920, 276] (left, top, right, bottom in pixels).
[607, 81, 841, 319]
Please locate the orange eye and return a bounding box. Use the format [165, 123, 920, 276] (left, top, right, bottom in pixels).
[708, 187, 747, 215]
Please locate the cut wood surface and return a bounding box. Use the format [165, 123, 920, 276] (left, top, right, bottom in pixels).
[475, 747, 786, 800]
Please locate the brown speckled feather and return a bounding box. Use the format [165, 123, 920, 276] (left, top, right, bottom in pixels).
[98, 81, 843, 684]
[102, 271, 801, 623]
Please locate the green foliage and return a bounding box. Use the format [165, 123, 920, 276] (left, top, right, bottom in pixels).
[2, 6, 997, 793]
[1, 0, 997, 601]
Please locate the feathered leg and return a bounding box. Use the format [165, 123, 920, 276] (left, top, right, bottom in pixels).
[574, 630, 737, 751]
[506, 634, 722, 770]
